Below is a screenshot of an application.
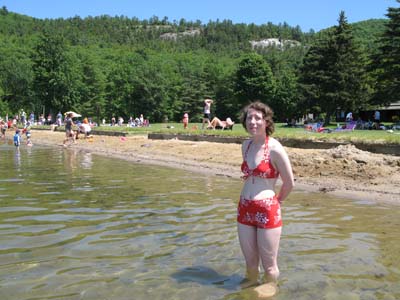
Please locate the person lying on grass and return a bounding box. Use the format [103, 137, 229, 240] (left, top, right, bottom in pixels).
[207, 117, 234, 130]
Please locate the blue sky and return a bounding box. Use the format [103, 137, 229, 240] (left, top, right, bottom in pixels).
[1, 0, 398, 32]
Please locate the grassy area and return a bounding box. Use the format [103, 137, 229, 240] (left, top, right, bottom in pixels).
[33, 122, 400, 145]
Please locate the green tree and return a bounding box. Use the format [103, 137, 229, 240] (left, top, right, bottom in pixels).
[4, 8, 387, 123]
[372, 1, 400, 105]
[71, 48, 107, 123]
[273, 68, 300, 121]
[0, 42, 33, 113]
[299, 12, 369, 124]
[31, 31, 79, 116]
[105, 53, 140, 120]
[260, 46, 306, 121]
[234, 53, 276, 108]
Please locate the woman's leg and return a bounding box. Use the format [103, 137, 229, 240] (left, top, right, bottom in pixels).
[215, 118, 223, 127]
[63, 132, 69, 144]
[257, 226, 282, 283]
[208, 117, 218, 129]
[238, 223, 260, 282]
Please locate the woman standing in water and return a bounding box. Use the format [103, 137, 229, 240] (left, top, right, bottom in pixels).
[238, 101, 294, 296]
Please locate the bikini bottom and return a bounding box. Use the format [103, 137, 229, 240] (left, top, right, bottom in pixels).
[237, 196, 282, 229]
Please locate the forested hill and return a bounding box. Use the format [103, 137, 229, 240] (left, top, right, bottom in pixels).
[0, 8, 311, 51]
[346, 19, 388, 52]
[0, 7, 387, 53]
[0, 6, 390, 123]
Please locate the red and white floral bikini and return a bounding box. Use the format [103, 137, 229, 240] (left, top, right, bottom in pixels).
[237, 137, 282, 229]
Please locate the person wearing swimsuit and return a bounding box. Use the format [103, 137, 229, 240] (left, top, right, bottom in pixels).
[238, 101, 294, 296]
[202, 98, 213, 129]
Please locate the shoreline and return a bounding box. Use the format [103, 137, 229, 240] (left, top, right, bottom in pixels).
[22, 130, 400, 206]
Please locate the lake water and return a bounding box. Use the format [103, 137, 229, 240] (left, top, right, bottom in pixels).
[0, 143, 399, 300]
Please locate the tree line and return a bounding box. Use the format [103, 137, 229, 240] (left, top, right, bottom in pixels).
[0, 2, 399, 124]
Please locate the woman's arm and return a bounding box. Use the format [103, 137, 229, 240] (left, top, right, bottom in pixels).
[270, 139, 294, 203]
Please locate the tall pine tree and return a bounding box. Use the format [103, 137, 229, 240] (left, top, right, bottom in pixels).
[299, 11, 369, 124]
[372, 0, 400, 106]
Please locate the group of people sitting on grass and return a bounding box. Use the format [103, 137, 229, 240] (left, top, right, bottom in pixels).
[302, 110, 398, 132]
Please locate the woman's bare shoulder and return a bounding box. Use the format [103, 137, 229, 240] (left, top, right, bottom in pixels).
[268, 137, 285, 153]
[268, 136, 281, 146]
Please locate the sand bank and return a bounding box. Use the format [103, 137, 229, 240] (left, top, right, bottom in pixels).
[28, 130, 400, 205]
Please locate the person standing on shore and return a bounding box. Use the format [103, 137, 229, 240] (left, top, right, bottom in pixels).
[374, 110, 381, 129]
[182, 112, 189, 129]
[21, 109, 26, 125]
[237, 101, 294, 297]
[0, 119, 7, 138]
[56, 111, 63, 126]
[202, 98, 213, 129]
[63, 113, 75, 146]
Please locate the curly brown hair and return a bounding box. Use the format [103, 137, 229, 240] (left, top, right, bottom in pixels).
[240, 101, 275, 136]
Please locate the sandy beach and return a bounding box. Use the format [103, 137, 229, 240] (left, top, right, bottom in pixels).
[28, 129, 400, 205]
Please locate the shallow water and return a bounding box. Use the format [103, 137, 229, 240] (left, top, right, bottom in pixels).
[0, 143, 399, 300]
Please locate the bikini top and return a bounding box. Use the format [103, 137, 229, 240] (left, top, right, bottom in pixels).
[241, 137, 279, 180]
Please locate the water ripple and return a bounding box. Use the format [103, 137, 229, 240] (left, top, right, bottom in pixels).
[0, 146, 398, 300]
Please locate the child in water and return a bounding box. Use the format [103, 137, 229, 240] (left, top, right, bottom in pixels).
[13, 129, 21, 147]
[23, 123, 32, 146]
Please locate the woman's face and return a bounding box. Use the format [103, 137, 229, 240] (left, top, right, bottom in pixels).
[245, 108, 266, 136]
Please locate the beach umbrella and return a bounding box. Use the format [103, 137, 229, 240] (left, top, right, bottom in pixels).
[64, 111, 81, 118]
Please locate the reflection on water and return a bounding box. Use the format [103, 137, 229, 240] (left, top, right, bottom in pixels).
[0, 143, 399, 300]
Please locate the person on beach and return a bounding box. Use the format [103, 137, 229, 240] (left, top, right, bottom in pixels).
[76, 118, 92, 139]
[182, 112, 189, 129]
[63, 113, 75, 146]
[20, 109, 26, 125]
[29, 112, 34, 124]
[346, 112, 353, 122]
[202, 98, 213, 129]
[0, 119, 7, 138]
[237, 101, 294, 296]
[22, 122, 32, 146]
[374, 110, 381, 129]
[56, 111, 63, 126]
[139, 114, 144, 126]
[207, 116, 234, 130]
